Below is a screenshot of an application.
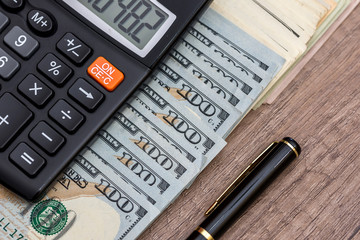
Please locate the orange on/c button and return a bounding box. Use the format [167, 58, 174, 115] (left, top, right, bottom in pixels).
[87, 57, 124, 91]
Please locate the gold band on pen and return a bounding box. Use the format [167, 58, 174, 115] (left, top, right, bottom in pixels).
[280, 140, 299, 158]
[205, 142, 278, 216]
[196, 227, 214, 240]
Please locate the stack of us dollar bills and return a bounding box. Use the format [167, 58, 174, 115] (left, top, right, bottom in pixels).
[0, 0, 357, 239]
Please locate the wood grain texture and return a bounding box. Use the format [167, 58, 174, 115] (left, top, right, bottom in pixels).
[138, 6, 360, 240]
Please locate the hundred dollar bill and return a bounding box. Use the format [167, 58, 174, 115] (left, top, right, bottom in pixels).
[81, 140, 184, 211]
[119, 108, 204, 173]
[196, 8, 285, 78]
[126, 89, 227, 166]
[192, 21, 274, 81]
[171, 39, 261, 101]
[0, 158, 160, 240]
[84, 138, 170, 210]
[120, 105, 209, 170]
[184, 29, 271, 90]
[187, 23, 273, 89]
[175, 37, 263, 100]
[86, 114, 200, 209]
[168, 47, 253, 114]
[148, 62, 243, 138]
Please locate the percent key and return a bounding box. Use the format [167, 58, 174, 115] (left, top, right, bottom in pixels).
[38, 53, 73, 86]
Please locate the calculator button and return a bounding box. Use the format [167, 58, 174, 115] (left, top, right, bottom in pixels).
[27, 10, 55, 35]
[0, 11, 9, 32]
[49, 100, 84, 133]
[10, 143, 45, 177]
[4, 26, 39, 59]
[0, 0, 24, 11]
[0, 48, 19, 80]
[0, 93, 33, 150]
[18, 74, 53, 107]
[68, 78, 104, 111]
[87, 57, 124, 91]
[57, 33, 92, 65]
[29, 122, 65, 155]
[38, 53, 73, 86]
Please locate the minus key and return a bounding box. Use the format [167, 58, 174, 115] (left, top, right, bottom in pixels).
[29, 121, 65, 154]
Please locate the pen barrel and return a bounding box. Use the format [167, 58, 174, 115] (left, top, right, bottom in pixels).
[187, 138, 300, 240]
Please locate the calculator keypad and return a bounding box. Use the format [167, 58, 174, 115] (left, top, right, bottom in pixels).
[29, 122, 65, 155]
[10, 143, 45, 177]
[0, 93, 33, 150]
[49, 100, 85, 133]
[4, 26, 39, 59]
[0, 0, 155, 201]
[38, 53, 73, 86]
[57, 33, 92, 65]
[0, 48, 20, 80]
[18, 74, 53, 107]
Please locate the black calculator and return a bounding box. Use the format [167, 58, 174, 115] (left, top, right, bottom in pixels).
[0, 0, 211, 201]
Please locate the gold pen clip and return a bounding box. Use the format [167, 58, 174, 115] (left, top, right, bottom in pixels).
[205, 141, 279, 216]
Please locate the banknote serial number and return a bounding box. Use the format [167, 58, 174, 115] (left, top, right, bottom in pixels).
[0, 216, 28, 240]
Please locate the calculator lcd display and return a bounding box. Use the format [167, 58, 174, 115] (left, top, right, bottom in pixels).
[62, 0, 176, 57]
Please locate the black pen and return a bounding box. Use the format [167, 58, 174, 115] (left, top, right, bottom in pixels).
[186, 137, 301, 240]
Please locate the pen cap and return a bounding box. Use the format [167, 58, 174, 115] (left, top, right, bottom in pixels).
[192, 137, 301, 239]
[281, 137, 301, 157]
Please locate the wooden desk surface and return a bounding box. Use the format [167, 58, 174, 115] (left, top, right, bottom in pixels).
[139, 6, 360, 240]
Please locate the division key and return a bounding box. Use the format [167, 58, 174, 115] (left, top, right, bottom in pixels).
[0, 93, 33, 150]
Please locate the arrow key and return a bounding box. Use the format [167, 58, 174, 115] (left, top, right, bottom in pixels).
[68, 78, 104, 111]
